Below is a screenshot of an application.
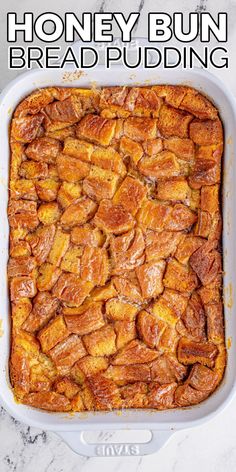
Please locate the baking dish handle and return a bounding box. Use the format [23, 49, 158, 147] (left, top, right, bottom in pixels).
[57, 429, 173, 457]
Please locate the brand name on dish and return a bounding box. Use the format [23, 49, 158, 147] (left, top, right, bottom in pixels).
[96, 444, 140, 456]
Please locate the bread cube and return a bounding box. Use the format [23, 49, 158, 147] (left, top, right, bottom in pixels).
[91, 281, 117, 301]
[201, 185, 219, 214]
[10, 350, 30, 398]
[11, 114, 44, 143]
[165, 204, 197, 231]
[10, 240, 31, 258]
[113, 176, 146, 215]
[35, 179, 59, 202]
[10, 142, 24, 180]
[27, 224, 56, 265]
[49, 334, 86, 375]
[114, 321, 136, 349]
[153, 299, 179, 327]
[76, 114, 116, 146]
[120, 382, 147, 408]
[38, 314, 69, 352]
[71, 392, 85, 411]
[62, 299, 94, 316]
[19, 160, 48, 180]
[10, 179, 37, 201]
[8, 256, 36, 278]
[54, 377, 80, 399]
[37, 263, 61, 291]
[189, 119, 223, 145]
[145, 230, 182, 261]
[139, 151, 180, 179]
[52, 273, 93, 305]
[146, 382, 176, 409]
[61, 197, 97, 228]
[180, 90, 218, 119]
[158, 104, 192, 138]
[63, 137, 93, 161]
[46, 125, 76, 141]
[83, 165, 120, 201]
[57, 153, 90, 182]
[124, 117, 157, 141]
[72, 356, 108, 381]
[175, 235, 204, 264]
[57, 182, 82, 208]
[65, 302, 105, 335]
[12, 330, 39, 357]
[151, 354, 187, 383]
[94, 199, 135, 234]
[8, 199, 39, 231]
[100, 86, 129, 109]
[189, 189, 200, 211]
[23, 291, 59, 333]
[188, 159, 220, 189]
[164, 259, 198, 293]
[189, 240, 221, 286]
[71, 224, 104, 247]
[152, 85, 187, 107]
[181, 292, 206, 342]
[48, 164, 59, 179]
[137, 200, 171, 231]
[164, 137, 194, 161]
[106, 298, 138, 321]
[10, 276, 37, 301]
[157, 178, 191, 202]
[137, 311, 160, 348]
[38, 202, 60, 225]
[105, 364, 151, 385]
[178, 337, 218, 367]
[119, 136, 143, 164]
[158, 325, 179, 353]
[136, 260, 166, 298]
[112, 340, 158, 365]
[92, 146, 126, 175]
[113, 275, 143, 303]
[23, 391, 71, 411]
[188, 363, 218, 394]
[80, 246, 109, 286]
[175, 383, 209, 407]
[194, 210, 212, 238]
[110, 228, 145, 274]
[14, 88, 55, 116]
[198, 284, 221, 305]
[196, 143, 222, 162]
[25, 137, 61, 163]
[12, 298, 32, 329]
[45, 95, 82, 124]
[143, 138, 163, 156]
[86, 374, 121, 410]
[60, 246, 82, 274]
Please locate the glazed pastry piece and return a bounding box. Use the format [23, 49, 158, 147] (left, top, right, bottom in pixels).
[8, 84, 225, 412]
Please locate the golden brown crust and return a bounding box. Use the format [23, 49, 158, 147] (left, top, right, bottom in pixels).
[8, 85, 225, 412]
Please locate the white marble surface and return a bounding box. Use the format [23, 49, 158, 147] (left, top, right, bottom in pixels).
[1, 0, 236, 470]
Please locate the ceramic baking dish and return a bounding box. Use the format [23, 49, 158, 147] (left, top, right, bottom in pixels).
[0, 42, 236, 457]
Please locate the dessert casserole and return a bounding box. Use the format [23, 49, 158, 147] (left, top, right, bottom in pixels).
[8, 84, 225, 412]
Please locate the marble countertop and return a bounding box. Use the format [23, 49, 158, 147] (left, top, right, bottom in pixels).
[1, 0, 236, 470]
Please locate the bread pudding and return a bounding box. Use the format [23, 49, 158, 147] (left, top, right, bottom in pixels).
[8, 85, 225, 412]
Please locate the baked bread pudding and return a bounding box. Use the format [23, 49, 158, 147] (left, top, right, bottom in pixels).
[8, 85, 225, 412]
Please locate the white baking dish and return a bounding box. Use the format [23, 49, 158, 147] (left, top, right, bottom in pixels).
[0, 45, 236, 456]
